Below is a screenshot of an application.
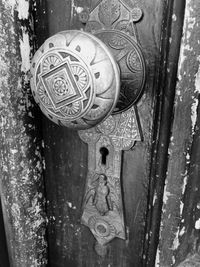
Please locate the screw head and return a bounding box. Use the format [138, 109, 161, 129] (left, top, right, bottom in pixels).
[131, 7, 143, 22]
[79, 9, 90, 24]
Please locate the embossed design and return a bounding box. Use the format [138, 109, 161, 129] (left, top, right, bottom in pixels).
[53, 77, 70, 96]
[79, 106, 142, 255]
[114, 20, 137, 37]
[109, 107, 141, 150]
[93, 174, 112, 215]
[127, 50, 142, 71]
[42, 54, 62, 72]
[84, 0, 146, 113]
[85, 21, 102, 33]
[84, 174, 112, 216]
[41, 59, 89, 111]
[71, 65, 89, 90]
[30, 30, 120, 129]
[60, 101, 81, 117]
[131, 7, 143, 22]
[37, 82, 52, 107]
[78, 127, 100, 144]
[99, 0, 121, 27]
[109, 34, 129, 49]
[88, 216, 116, 238]
[78, 9, 90, 24]
[95, 30, 145, 113]
[97, 116, 116, 135]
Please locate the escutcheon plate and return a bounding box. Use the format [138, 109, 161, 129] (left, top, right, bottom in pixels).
[95, 30, 146, 113]
[79, 106, 142, 256]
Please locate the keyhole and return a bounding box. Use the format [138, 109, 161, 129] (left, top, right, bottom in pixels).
[99, 147, 109, 165]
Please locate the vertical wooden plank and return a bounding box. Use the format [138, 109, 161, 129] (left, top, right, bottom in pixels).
[157, 0, 200, 266]
[123, 2, 164, 265]
[0, 0, 47, 266]
[175, 99, 200, 264]
[143, 0, 186, 266]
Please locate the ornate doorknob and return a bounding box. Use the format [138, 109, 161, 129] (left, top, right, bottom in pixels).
[30, 27, 146, 256]
[30, 30, 120, 129]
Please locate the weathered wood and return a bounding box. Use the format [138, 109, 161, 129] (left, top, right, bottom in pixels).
[177, 254, 200, 267]
[175, 100, 200, 262]
[142, 0, 186, 266]
[0, 0, 47, 266]
[2, 0, 195, 266]
[157, 0, 200, 266]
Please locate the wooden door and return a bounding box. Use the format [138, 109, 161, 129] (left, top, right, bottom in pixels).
[3, 0, 200, 267]
[32, 1, 185, 266]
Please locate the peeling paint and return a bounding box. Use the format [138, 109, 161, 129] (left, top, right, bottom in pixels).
[191, 56, 200, 131]
[158, 0, 200, 265]
[179, 226, 186, 237]
[66, 201, 76, 209]
[162, 189, 172, 205]
[155, 247, 160, 266]
[195, 218, 200, 230]
[16, 0, 29, 20]
[172, 14, 177, 21]
[179, 201, 184, 219]
[153, 193, 157, 205]
[177, 0, 200, 132]
[19, 30, 31, 72]
[0, 0, 47, 266]
[181, 174, 188, 196]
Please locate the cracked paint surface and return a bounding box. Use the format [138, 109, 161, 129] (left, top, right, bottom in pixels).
[0, 0, 47, 266]
[158, 0, 200, 266]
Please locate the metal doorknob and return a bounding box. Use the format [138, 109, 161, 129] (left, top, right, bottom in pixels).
[30, 30, 120, 129]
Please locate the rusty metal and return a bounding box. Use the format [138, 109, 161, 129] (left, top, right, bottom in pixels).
[79, 106, 142, 256]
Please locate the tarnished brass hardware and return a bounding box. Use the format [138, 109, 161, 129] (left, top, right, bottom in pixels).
[30, 0, 146, 257]
[30, 30, 120, 130]
[84, 0, 146, 114]
[79, 106, 142, 256]
[94, 30, 145, 114]
[77, 1, 146, 254]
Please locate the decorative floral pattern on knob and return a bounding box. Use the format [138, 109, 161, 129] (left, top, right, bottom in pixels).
[30, 30, 120, 129]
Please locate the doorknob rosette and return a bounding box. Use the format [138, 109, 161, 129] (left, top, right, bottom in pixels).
[30, 30, 120, 129]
